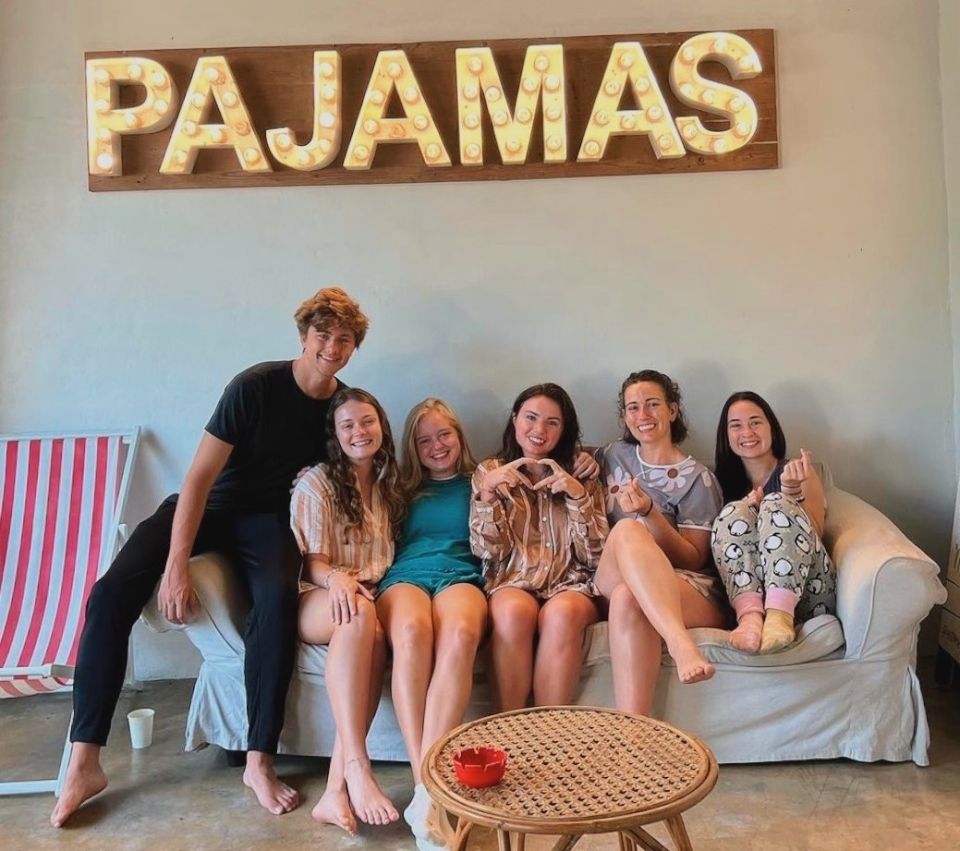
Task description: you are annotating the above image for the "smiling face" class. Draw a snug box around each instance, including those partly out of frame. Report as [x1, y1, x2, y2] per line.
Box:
[300, 322, 357, 384]
[726, 400, 775, 462]
[512, 395, 563, 461]
[333, 400, 382, 465]
[622, 381, 677, 447]
[415, 410, 462, 480]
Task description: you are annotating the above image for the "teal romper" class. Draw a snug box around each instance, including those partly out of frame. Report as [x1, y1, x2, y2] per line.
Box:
[377, 475, 484, 597]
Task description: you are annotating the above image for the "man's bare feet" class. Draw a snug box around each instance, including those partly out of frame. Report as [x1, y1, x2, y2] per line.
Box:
[311, 786, 358, 834]
[50, 746, 108, 828]
[344, 757, 398, 825]
[242, 752, 299, 815]
[669, 638, 716, 685]
[728, 611, 763, 653]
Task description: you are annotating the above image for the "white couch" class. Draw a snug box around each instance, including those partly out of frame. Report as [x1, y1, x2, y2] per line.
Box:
[143, 482, 947, 766]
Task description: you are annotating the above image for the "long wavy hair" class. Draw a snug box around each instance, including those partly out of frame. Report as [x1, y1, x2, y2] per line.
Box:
[399, 398, 477, 499]
[618, 369, 689, 444]
[713, 391, 787, 501]
[324, 388, 405, 542]
[498, 383, 581, 473]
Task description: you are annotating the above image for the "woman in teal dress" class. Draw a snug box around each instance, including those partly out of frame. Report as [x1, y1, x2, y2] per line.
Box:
[376, 398, 486, 850]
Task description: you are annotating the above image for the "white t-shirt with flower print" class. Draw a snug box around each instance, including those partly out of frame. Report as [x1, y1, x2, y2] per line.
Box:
[598, 440, 723, 531]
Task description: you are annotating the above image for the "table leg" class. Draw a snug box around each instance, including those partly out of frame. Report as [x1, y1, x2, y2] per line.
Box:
[497, 830, 512, 851]
[622, 827, 671, 851]
[515, 833, 526, 851]
[618, 832, 635, 851]
[665, 816, 694, 851]
[452, 818, 475, 851]
[547, 834, 582, 851]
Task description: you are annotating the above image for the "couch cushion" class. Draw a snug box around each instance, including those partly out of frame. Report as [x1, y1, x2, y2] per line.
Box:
[583, 614, 844, 668]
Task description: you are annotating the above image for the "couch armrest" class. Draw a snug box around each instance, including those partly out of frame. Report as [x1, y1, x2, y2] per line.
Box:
[825, 488, 946, 660]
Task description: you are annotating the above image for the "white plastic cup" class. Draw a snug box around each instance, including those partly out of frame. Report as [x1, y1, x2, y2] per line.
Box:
[127, 708, 155, 749]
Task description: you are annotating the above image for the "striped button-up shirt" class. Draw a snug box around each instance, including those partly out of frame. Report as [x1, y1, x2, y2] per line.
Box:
[290, 464, 394, 585]
[469, 458, 608, 599]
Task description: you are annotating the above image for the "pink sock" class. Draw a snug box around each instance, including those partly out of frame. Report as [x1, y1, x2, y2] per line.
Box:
[733, 592, 763, 620]
[765, 587, 798, 617]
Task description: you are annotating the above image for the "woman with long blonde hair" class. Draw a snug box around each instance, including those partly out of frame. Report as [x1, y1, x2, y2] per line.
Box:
[376, 398, 487, 850]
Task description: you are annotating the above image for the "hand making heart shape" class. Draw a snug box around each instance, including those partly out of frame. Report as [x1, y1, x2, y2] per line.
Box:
[530, 457, 587, 500]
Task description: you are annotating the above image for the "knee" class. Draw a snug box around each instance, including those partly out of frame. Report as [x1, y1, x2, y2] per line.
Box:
[610, 517, 655, 551]
[490, 595, 538, 639]
[608, 584, 649, 630]
[437, 618, 483, 655]
[393, 614, 433, 653]
[340, 595, 379, 634]
[85, 573, 125, 619]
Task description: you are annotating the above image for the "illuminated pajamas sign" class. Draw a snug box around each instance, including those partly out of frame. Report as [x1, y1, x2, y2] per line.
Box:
[85, 30, 777, 191]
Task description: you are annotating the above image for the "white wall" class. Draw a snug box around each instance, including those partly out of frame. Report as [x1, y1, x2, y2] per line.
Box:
[944, 0, 960, 456]
[2, 1, 956, 677]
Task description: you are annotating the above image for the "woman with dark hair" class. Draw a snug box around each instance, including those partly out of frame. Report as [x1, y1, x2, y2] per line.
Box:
[291, 388, 405, 834]
[595, 370, 727, 716]
[470, 383, 608, 711]
[711, 391, 835, 654]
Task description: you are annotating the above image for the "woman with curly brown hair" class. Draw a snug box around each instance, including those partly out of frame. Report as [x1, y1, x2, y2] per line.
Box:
[291, 387, 405, 835]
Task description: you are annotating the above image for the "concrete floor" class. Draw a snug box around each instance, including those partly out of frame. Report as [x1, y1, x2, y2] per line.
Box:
[1, 667, 958, 851]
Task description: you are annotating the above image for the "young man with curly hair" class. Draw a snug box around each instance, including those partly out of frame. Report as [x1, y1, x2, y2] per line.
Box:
[52, 287, 368, 827]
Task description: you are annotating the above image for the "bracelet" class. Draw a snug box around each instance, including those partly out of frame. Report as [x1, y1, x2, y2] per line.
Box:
[320, 567, 345, 590]
[638, 498, 654, 518]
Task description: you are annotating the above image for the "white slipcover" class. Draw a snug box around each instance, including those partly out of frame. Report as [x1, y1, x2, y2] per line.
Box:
[143, 485, 946, 766]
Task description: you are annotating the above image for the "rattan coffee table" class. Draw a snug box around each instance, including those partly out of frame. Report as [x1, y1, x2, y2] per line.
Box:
[422, 706, 717, 851]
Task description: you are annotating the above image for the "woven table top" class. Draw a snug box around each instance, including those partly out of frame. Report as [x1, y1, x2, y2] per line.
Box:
[423, 706, 715, 832]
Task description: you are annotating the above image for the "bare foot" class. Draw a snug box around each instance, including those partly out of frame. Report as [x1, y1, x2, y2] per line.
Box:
[669, 638, 715, 685]
[242, 757, 299, 815]
[728, 612, 763, 653]
[50, 759, 107, 827]
[311, 786, 358, 835]
[344, 758, 398, 826]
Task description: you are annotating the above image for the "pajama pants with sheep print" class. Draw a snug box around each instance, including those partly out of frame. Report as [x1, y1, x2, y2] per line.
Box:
[711, 493, 837, 622]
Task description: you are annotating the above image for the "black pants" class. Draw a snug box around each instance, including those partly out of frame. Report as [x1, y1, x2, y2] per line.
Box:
[70, 496, 301, 753]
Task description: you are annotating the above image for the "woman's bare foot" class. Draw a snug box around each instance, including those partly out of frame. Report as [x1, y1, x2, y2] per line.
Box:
[50, 746, 107, 828]
[311, 786, 358, 835]
[728, 611, 763, 653]
[344, 757, 398, 825]
[242, 752, 299, 815]
[668, 638, 715, 685]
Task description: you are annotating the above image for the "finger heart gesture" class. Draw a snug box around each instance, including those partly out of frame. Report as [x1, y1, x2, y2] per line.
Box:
[616, 478, 651, 516]
[781, 448, 814, 491]
[532, 458, 585, 499]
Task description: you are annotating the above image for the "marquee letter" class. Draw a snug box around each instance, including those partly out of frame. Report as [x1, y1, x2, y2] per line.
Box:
[86, 58, 178, 176]
[344, 50, 450, 170]
[160, 56, 270, 174]
[577, 42, 684, 162]
[266, 51, 341, 171]
[455, 45, 567, 165]
[670, 32, 761, 155]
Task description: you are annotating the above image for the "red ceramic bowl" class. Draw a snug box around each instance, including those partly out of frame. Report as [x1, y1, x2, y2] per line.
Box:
[453, 746, 507, 788]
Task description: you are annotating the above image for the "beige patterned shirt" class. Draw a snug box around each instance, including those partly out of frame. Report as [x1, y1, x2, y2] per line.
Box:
[469, 458, 608, 599]
[290, 464, 394, 586]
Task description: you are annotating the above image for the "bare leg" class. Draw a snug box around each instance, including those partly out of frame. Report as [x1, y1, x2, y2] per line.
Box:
[533, 592, 598, 706]
[50, 742, 107, 827]
[487, 588, 540, 712]
[377, 584, 435, 785]
[300, 587, 397, 827]
[312, 628, 386, 834]
[420, 584, 487, 757]
[596, 520, 724, 685]
[607, 585, 662, 715]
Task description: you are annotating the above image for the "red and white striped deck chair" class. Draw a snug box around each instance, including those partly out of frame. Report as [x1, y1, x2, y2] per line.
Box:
[0, 428, 140, 795]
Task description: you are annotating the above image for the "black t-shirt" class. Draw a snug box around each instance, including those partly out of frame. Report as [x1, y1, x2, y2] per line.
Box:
[204, 361, 341, 514]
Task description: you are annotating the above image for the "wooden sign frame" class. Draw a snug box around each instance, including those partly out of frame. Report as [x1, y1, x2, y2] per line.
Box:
[85, 30, 778, 192]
